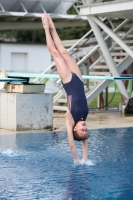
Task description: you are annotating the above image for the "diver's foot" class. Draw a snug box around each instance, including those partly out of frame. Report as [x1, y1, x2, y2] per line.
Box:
[41, 13, 49, 30]
[48, 14, 55, 31]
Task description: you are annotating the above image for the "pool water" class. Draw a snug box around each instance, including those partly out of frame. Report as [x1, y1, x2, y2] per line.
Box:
[0, 127, 133, 200]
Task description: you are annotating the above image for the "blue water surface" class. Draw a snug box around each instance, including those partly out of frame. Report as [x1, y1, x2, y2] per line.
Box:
[0, 127, 133, 200]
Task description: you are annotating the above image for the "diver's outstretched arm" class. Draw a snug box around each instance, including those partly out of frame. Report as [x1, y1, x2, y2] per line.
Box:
[65, 109, 80, 163]
[82, 139, 88, 164]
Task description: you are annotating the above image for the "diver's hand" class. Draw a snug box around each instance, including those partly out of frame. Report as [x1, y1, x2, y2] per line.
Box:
[74, 159, 86, 165]
[80, 159, 86, 165]
[74, 159, 81, 165]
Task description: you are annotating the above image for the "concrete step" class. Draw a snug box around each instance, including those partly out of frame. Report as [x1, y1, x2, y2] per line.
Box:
[89, 79, 101, 83]
[58, 99, 67, 103]
[127, 34, 133, 39]
[114, 46, 133, 50]
[94, 65, 108, 69]
[62, 38, 97, 48]
[100, 58, 123, 63]
[123, 40, 133, 44]
[113, 58, 124, 62]
[88, 85, 96, 90]
[89, 72, 109, 75]
[53, 105, 67, 111]
[113, 40, 133, 45]
[110, 52, 127, 56]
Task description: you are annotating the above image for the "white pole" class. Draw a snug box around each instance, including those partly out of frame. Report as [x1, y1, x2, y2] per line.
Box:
[87, 16, 129, 101]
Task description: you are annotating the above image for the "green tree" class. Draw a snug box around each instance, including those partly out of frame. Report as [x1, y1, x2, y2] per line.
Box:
[57, 23, 90, 40]
[14, 30, 46, 43]
[13, 4, 90, 43]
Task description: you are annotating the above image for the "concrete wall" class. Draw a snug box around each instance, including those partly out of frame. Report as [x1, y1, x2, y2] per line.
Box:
[0, 93, 53, 131]
[0, 43, 51, 73]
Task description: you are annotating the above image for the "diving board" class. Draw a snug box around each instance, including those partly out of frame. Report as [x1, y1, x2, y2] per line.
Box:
[0, 77, 28, 90]
[0, 78, 28, 82]
[6, 72, 133, 80]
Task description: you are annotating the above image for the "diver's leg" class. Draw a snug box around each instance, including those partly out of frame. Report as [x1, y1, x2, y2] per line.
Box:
[48, 14, 82, 80]
[42, 13, 71, 83]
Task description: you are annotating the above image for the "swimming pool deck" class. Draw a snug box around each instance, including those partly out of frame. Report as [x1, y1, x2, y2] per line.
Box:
[0, 111, 132, 134]
[53, 111, 133, 130]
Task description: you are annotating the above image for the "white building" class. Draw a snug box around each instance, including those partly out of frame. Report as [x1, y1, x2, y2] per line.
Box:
[0, 42, 51, 72]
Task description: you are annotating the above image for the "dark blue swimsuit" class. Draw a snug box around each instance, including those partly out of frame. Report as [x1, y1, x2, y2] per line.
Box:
[62, 73, 89, 124]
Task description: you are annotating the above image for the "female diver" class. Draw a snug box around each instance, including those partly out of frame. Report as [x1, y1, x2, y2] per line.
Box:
[42, 14, 89, 164]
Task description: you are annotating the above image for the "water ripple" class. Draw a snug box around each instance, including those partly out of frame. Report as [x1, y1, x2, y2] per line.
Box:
[0, 128, 133, 199]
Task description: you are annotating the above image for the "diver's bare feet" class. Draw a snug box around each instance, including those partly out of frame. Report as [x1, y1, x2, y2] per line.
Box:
[41, 13, 49, 30]
[47, 15, 55, 31]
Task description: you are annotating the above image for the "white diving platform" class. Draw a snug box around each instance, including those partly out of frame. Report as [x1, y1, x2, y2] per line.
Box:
[6, 72, 133, 81]
[80, 0, 133, 19]
[0, 78, 27, 82]
[0, 0, 88, 30]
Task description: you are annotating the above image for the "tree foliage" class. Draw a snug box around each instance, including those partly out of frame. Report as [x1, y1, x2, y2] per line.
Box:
[14, 30, 46, 43]
[57, 23, 90, 41]
[12, 5, 90, 43]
